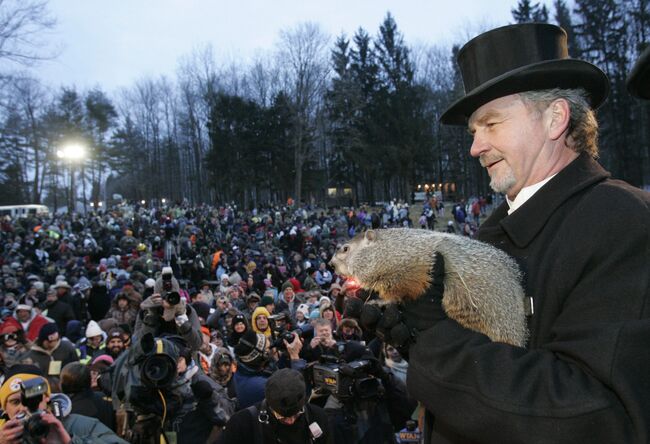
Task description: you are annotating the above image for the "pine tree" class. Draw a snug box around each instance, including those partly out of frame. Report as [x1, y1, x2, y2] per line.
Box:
[553, 0, 578, 56]
[512, 0, 548, 23]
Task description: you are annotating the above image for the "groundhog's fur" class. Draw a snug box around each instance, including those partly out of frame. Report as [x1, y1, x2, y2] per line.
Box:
[330, 228, 528, 347]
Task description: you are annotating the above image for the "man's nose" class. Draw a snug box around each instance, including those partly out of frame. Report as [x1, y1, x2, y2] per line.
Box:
[469, 131, 488, 158]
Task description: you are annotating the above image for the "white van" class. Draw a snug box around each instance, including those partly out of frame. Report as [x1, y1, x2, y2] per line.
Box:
[0, 204, 50, 219]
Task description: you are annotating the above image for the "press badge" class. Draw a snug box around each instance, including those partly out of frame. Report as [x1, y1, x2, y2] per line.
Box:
[48, 360, 62, 375]
[309, 422, 323, 439]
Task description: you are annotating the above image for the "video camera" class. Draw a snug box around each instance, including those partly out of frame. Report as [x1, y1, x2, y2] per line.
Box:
[111, 333, 189, 418]
[16, 377, 71, 444]
[311, 354, 384, 401]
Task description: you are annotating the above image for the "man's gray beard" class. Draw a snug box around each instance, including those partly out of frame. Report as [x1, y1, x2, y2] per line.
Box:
[490, 169, 517, 195]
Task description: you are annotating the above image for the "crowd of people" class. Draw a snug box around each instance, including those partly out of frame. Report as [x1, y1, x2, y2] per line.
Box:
[0, 201, 422, 443]
[1, 21, 649, 444]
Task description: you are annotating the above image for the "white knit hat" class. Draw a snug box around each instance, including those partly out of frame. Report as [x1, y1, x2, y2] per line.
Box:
[296, 304, 310, 318]
[85, 320, 104, 338]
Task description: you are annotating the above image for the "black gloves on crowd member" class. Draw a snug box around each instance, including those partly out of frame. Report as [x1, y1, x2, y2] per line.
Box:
[360, 253, 446, 355]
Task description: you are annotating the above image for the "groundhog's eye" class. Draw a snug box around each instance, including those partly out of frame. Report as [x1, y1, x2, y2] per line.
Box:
[342, 245, 349, 253]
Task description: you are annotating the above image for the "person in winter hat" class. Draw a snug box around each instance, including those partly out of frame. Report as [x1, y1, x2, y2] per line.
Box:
[227, 313, 249, 348]
[22, 322, 78, 376]
[134, 267, 202, 352]
[1, 300, 49, 342]
[0, 323, 31, 368]
[76, 320, 106, 365]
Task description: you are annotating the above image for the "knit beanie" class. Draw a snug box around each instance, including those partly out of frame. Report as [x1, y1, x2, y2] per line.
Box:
[260, 295, 275, 307]
[265, 368, 307, 417]
[191, 301, 211, 321]
[234, 331, 267, 364]
[0, 373, 50, 410]
[85, 320, 104, 338]
[38, 322, 58, 343]
[296, 304, 310, 318]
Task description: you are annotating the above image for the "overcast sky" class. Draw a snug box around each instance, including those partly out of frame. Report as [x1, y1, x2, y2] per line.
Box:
[36, 0, 521, 93]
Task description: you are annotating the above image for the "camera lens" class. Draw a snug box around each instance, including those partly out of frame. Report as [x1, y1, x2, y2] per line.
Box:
[164, 291, 180, 305]
[142, 354, 176, 388]
[26, 413, 50, 439]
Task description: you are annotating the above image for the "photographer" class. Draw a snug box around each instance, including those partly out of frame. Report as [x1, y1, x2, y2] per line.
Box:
[313, 341, 415, 444]
[218, 368, 333, 444]
[301, 318, 337, 363]
[133, 267, 202, 352]
[0, 367, 127, 444]
[233, 329, 306, 409]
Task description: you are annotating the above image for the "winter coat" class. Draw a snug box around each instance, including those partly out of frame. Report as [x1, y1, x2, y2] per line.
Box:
[2, 310, 49, 342]
[219, 401, 334, 444]
[23, 338, 79, 375]
[62, 413, 128, 443]
[43, 299, 75, 333]
[232, 362, 271, 410]
[406, 154, 650, 443]
[133, 295, 202, 352]
[105, 294, 139, 328]
[69, 388, 116, 431]
[173, 369, 236, 444]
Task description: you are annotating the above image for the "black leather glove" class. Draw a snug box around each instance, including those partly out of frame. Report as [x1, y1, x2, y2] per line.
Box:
[360, 253, 446, 356]
[401, 252, 447, 333]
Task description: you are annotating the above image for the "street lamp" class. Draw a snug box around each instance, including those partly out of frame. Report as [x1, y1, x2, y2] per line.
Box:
[57, 143, 86, 214]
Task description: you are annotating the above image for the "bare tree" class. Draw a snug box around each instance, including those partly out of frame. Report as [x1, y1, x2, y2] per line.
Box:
[0, 0, 57, 67]
[245, 52, 281, 107]
[277, 22, 330, 204]
[9, 75, 48, 202]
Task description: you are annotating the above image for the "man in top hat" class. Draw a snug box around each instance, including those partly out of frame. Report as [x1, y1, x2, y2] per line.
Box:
[394, 23, 649, 443]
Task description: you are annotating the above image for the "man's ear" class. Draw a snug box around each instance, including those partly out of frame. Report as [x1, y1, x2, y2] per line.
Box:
[547, 98, 571, 140]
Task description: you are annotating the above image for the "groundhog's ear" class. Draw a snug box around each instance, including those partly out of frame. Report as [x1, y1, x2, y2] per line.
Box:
[364, 230, 376, 242]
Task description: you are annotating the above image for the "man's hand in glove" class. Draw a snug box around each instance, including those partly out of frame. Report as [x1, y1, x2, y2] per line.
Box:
[360, 253, 447, 354]
[400, 252, 447, 333]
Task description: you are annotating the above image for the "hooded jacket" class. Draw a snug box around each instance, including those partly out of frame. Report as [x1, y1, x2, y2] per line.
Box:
[251, 306, 272, 338]
[133, 294, 202, 352]
[2, 309, 49, 342]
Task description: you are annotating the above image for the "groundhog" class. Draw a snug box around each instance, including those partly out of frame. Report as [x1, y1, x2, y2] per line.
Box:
[330, 228, 528, 347]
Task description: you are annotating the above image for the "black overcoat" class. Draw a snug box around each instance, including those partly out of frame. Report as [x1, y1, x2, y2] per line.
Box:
[407, 154, 650, 443]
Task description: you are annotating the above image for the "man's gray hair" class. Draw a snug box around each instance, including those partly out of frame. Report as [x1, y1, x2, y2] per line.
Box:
[311, 318, 331, 329]
[518, 88, 599, 158]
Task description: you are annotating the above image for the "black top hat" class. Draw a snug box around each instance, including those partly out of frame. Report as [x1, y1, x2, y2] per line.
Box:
[441, 23, 610, 125]
[627, 45, 650, 99]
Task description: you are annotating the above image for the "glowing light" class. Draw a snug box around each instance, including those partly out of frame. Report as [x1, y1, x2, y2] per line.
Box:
[57, 144, 86, 160]
[141, 200, 146, 205]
